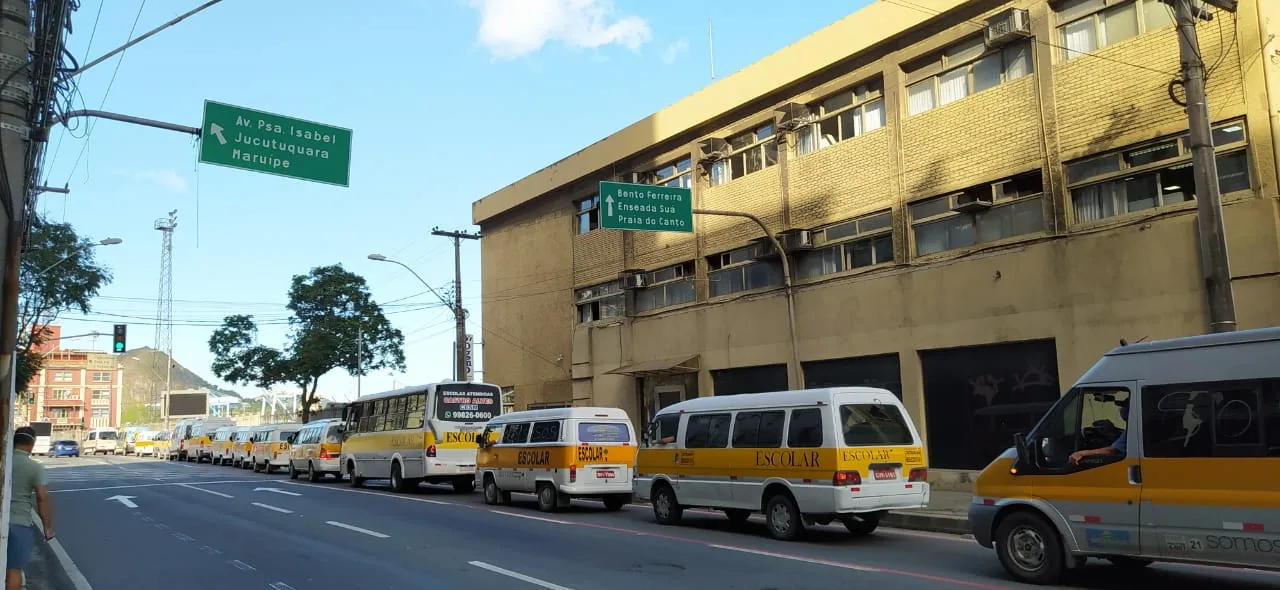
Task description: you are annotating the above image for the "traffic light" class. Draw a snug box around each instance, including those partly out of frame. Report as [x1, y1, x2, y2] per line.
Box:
[112, 324, 126, 353]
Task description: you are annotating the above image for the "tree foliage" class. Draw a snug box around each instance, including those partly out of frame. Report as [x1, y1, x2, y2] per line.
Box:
[16, 216, 113, 395]
[208, 264, 405, 422]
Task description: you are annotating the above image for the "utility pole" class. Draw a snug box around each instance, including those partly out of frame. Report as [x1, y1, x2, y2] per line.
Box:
[155, 211, 177, 426]
[356, 324, 362, 398]
[1173, 0, 1238, 333]
[431, 227, 481, 381]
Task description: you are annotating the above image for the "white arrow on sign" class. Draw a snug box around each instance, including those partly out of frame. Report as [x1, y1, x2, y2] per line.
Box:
[254, 487, 301, 497]
[209, 123, 227, 145]
[106, 495, 138, 508]
[605, 194, 614, 217]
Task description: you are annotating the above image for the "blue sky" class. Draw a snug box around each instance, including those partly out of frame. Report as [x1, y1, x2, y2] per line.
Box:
[44, 0, 870, 402]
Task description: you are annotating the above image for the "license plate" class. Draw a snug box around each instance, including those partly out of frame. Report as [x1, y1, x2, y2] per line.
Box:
[873, 468, 897, 481]
[595, 469, 616, 479]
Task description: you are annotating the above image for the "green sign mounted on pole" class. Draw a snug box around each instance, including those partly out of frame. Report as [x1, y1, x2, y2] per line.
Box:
[199, 100, 353, 187]
[597, 181, 693, 233]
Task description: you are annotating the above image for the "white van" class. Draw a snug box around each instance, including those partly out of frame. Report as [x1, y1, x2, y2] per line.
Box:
[634, 387, 929, 540]
[477, 407, 636, 512]
[85, 428, 121, 455]
[246, 423, 303, 473]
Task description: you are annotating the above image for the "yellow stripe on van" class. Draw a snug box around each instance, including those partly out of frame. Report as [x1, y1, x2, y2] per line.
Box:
[342, 431, 483, 452]
[636, 445, 924, 479]
[480, 445, 638, 470]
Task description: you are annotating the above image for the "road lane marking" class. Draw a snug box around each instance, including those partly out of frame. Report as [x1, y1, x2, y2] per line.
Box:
[51, 480, 259, 493]
[251, 502, 294, 514]
[172, 533, 195, 542]
[255, 487, 302, 496]
[490, 510, 569, 525]
[468, 561, 574, 590]
[325, 521, 390, 538]
[178, 483, 235, 498]
[268, 583, 297, 590]
[708, 544, 876, 571]
[280, 481, 453, 504]
[154, 523, 169, 530]
[229, 560, 256, 571]
[105, 495, 138, 508]
[200, 545, 221, 555]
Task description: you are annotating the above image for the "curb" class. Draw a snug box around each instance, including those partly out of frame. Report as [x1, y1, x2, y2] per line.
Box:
[880, 511, 971, 536]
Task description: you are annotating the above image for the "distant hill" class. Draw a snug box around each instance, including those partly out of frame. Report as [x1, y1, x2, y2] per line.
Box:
[120, 347, 244, 409]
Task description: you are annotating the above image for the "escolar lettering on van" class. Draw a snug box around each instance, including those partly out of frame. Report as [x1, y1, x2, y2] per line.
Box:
[842, 449, 893, 462]
[517, 450, 551, 466]
[445, 432, 478, 444]
[756, 450, 822, 468]
[577, 446, 609, 462]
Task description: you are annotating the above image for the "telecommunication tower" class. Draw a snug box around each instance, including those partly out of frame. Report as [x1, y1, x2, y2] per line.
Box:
[154, 210, 177, 425]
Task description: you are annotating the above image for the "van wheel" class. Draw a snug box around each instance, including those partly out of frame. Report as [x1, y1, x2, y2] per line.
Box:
[536, 483, 561, 513]
[651, 484, 682, 525]
[724, 509, 751, 524]
[602, 494, 629, 511]
[483, 475, 501, 505]
[307, 462, 321, 483]
[995, 511, 1066, 585]
[252, 459, 261, 473]
[452, 476, 475, 493]
[288, 462, 299, 480]
[1106, 557, 1153, 569]
[347, 461, 364, 488]
[842, 515, 879, 536]
[390, 462, 409, 493]
[764, 492, 805, 541]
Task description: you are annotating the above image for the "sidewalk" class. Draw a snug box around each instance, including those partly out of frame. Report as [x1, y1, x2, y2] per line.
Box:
[881, 488, 971, 536]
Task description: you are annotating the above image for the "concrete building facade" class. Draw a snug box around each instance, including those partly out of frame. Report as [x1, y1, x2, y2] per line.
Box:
[19, 326, 125, 440]
[473, 0, 1280, 479]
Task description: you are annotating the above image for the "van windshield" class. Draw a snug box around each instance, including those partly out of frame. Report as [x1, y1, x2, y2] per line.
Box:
[99, 431, 118, 440]
[840, 404, 913, 446]
[577, 422, 630, 443]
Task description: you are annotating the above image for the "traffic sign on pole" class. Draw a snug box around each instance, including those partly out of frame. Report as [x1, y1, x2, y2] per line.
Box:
[598, 181, 693, 233]
[199, 100, 353, 187]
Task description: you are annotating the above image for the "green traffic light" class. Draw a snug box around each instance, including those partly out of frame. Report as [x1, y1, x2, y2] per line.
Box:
[113, 342, 124, 353]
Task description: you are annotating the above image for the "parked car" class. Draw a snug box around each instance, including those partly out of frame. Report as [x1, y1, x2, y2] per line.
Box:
[50, 440, 80, 458]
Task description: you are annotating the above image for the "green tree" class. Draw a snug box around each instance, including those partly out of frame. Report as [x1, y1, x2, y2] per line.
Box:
[17, 216, 113, 395]
[208, 264, 405, 422]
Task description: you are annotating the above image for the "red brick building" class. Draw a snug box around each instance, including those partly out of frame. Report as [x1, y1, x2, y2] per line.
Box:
[18, 325, 123, 440]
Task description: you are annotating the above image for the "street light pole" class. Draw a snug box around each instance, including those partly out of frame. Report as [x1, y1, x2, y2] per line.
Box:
[430, 228, 482, 382]
[366, 253, 460, 375]
[32, 237, 123, 277]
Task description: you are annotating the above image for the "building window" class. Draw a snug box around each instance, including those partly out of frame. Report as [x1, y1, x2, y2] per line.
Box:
[634, 262, 696, 312]
[911, 171, 1045, 255]
[50, 408, 72, 419]
[575, 194, 600, 234]
[796, 211, 894, 279]
[51, 389, 78, 401]
[796, 81, 885, 155]
[52, 371, 71, 382]
[575, 280, 625, 323]
[1056, 0, 1190, 60]
[905, 36, 1032, 116]
[92, 390, 111, 405]
[1067, 120, 1250, 223]
[91, 371, 112, 383]
[707, 244, 782, 297]
[637, 157, 693, 190]
[92, 408, 109, 418]
[711, 364, 789, 396]
[710, 123, 778, 186]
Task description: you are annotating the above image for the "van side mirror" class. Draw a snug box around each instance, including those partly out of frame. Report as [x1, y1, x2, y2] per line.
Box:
[1012, 432, 1031, 468]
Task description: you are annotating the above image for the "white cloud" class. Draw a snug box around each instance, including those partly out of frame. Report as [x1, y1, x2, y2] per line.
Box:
[469, 0, 652, 60]
[660, 38, 688, 64]
[135, 169, 187, 192]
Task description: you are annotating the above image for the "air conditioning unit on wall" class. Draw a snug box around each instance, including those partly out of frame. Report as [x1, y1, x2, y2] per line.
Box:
[984, 8, 1032, 48]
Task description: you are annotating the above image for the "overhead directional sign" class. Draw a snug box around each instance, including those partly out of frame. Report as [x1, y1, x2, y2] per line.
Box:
[199, 100, 353, 187]
[598, 181, 693, 233]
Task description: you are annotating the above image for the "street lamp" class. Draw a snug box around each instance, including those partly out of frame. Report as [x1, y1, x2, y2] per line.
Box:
[35, 237, 123, 277]
[367, 253, 469, 381]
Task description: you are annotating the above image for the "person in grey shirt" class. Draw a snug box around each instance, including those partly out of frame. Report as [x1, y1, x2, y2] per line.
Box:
[7, 427, 53, 590]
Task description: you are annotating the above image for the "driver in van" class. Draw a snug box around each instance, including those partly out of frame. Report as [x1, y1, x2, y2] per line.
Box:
[1068, 399, 1129, 465]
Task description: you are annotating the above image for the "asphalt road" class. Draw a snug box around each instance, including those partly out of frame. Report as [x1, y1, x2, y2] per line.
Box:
[41, 455, 1280, 590]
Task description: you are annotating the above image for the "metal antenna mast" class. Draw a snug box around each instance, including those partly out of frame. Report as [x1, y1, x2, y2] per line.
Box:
[154, 210, 177, 426]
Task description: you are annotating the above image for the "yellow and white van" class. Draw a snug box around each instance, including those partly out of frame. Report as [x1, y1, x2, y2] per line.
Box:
[247, 423, 303, 473]
[209, 426, 236, 465]
[342, 381, 501, 493]
[133, 431, 158, 457]
[228, 426, 253, 467]
[186, 417, 236, 463]
[287, 418, 346, 482]
[635, 387, 929, 541]
[970, 327, 1280, 585]
[169, 419, 198, 461]
[152, 431, 171, 460]
[477, 407, 636, 512]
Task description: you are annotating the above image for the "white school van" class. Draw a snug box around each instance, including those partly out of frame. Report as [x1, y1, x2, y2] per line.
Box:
[477, 407, 637, 512]
[634, 387, 929, 540]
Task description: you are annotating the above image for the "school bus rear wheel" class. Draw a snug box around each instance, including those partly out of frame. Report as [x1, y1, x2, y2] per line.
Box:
[994, 510, 1065, 585]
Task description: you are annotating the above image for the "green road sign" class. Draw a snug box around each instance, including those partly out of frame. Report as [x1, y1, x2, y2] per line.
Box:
[199, 100, 353, 187]
[598, 181, 693, 233]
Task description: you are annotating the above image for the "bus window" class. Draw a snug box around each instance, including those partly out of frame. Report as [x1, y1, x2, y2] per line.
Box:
[578, 422, 629, 443]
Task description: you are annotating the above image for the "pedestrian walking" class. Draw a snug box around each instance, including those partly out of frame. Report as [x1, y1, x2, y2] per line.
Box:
[6, 426, 53, 590]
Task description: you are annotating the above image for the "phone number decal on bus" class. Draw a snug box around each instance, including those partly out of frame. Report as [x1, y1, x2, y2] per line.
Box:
[443, 410, 493, 420]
